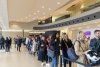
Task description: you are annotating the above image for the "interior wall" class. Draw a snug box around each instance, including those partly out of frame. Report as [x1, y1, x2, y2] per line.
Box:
[10, 21, 38, 30]
[0, 0, 9, 29]
[71, 28, 100, 40]
[0, 26, 2, 35]
[2, 31, 29, 38]
[60, 28, 73, 40]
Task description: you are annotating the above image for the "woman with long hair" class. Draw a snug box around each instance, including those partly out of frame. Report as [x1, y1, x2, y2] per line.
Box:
[51, 33, 60, 67]
[61, 33, 73, 67]
[38, 35, 48, 66]
[74, 31, 89, 67]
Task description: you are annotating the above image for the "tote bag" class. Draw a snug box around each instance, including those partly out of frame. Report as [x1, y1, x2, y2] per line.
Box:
[64, 40, 79, 61]
[65, 40, 86, 61]
[47, 48, 54, 58]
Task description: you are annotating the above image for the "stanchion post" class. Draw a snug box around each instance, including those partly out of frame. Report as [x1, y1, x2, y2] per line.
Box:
[60, 55, 62, 67]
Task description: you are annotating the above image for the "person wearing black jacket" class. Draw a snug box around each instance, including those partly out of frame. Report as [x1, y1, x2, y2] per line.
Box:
[16, 36, 22, 52]
[0, 36, 5, 49]
[89, 30, 100, 65]
[61, 33, 73, 67]
[38, 35, 48, 66]
[51, 33, 60, 67]
[90, 30, 100, 56]
[9, 37, 12, 49]
[5, 37, 11, 52]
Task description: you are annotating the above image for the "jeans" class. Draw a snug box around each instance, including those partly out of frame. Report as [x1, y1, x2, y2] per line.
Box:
[17, 46, 21, 52]
[0, 44, 5, 49]
[6, 45, 10, 52]
[51, 56, 59, 67]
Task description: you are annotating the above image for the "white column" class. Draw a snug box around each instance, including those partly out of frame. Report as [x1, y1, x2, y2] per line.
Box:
[0, 0, 9, 29]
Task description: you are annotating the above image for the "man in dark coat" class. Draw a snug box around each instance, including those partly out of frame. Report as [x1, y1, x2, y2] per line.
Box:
[16, 36, 22, 52]
[0, 36, 5, 49]
[90, 30, 100, 65]
[5, 37, 11, 52]
[90, 30, 100, 56]
[8, 37, 12, 48]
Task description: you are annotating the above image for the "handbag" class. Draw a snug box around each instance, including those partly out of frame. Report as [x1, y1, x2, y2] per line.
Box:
[64, 40, 79, 61]
[47, 46, 54, 58]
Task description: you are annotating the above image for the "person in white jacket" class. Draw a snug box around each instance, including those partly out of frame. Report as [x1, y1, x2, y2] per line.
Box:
[32, 37, 37, 56]
[25, 37, 29, 48]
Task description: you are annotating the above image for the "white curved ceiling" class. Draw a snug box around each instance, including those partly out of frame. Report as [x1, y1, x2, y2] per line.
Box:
[8, 0, 72, 22]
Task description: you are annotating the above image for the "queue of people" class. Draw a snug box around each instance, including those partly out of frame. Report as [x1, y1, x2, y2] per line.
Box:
[12, 30, 100, 67]
[0, 30, 99, 67]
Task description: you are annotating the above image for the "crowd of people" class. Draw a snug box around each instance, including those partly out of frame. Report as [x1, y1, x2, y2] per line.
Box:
[0, 35, 12, 52]
[0, 30, 100, 67]
[20, 29, 100, 67]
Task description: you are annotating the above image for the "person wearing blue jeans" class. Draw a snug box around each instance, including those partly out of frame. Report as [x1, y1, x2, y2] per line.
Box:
[52, 56, 59, 67]
[50, 33, 60, 67]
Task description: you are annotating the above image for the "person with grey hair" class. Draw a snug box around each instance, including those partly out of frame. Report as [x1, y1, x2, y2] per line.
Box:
[74, 31, 89, 67]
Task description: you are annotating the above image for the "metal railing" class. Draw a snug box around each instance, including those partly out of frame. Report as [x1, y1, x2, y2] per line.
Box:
[60, 55, 92, 67]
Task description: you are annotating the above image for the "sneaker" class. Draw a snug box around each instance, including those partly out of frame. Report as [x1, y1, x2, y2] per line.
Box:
[41, 63, 44, 66]
[46, 63, 50, 66]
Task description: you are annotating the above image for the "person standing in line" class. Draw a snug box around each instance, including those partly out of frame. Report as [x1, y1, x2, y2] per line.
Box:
[32, 36, 37, 56]
[37, 34, 43, 55]
[0, 36, 5, 49]
[61, 33, 73, 67]
[0, 35, 2, 50]
[14, 37, 17, 48]
[5, 37, 11, 52]
[74, 31, 89, 67]
[27, 36, 33, 54]
[51, 33, 60, 67]
[35, 36, 38, 55]
[89, 30, 100, 66]
[25, 36, 29, 48]
[38, 35, 48, 66]
[46, 35, 52, 64]
[16, 36, 22, 52]
[9, 37, 12, 49]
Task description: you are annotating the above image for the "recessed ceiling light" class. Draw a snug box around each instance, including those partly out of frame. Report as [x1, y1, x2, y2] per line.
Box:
[57, 2, 61, 5]
[81, 5, 84, 9]
[33, 13, 36, 15]
[49, 8, 51, 10]
[25, 17, 28, 19]
[37, 10, 40, 13]
[66, 11, 69, 13]
[42, 6, 45, 8]
[43, 16, 46, 18]
[38, 21, 41, 22]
